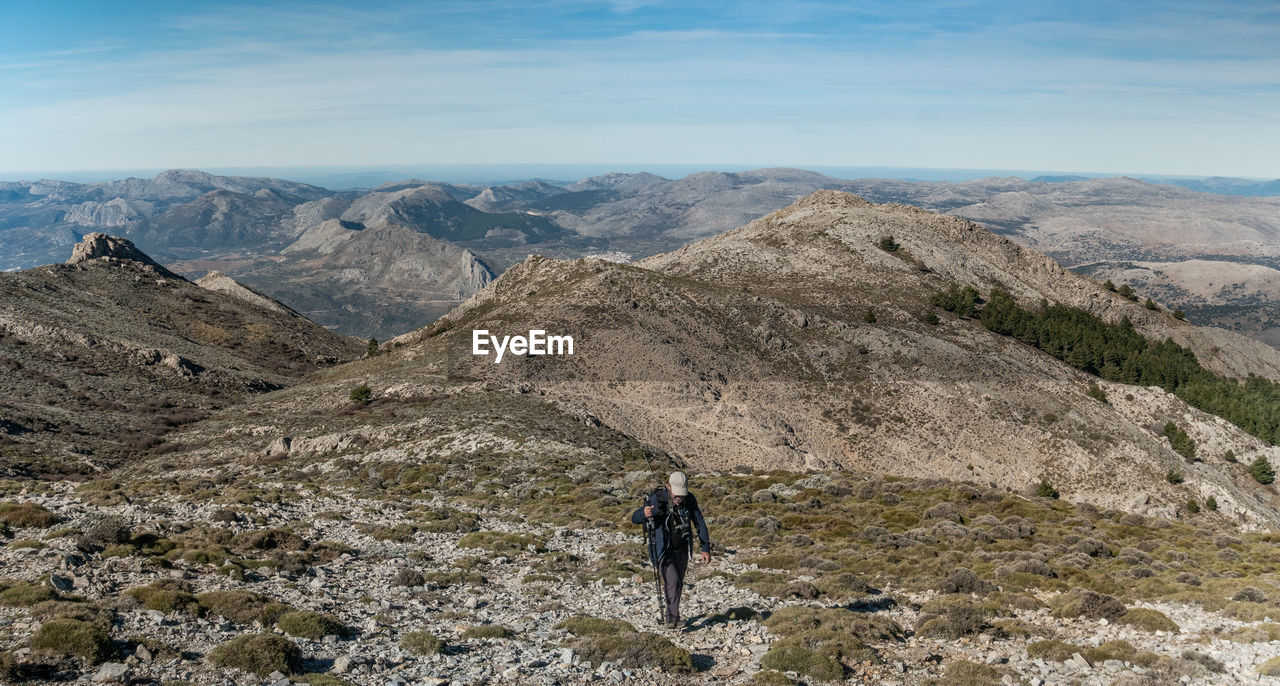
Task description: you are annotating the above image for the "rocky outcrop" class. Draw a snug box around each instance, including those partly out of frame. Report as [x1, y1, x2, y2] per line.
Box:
[195, 270, 295, 316]
[65, 233, 177, 277]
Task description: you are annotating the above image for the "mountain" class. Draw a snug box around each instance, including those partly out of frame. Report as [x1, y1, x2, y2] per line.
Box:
[0, 234, 361, 471]
[229, 222, 494, 338]
[394, 191, 1280, 527]
[2, 198, 1279, 685]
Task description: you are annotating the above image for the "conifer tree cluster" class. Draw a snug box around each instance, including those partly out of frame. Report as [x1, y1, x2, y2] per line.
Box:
[934, 286, 1280, 446]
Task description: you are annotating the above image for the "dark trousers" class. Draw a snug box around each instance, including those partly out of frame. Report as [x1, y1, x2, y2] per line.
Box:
[659, 546, 689, 623]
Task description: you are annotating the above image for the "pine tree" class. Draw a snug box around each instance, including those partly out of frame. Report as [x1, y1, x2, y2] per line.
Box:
[1248, 456, 1275, 485]
[366, 337, 380, 357]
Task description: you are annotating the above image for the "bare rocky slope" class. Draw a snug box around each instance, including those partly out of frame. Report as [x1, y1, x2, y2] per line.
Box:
[395, 191, 1280, 528]
[0, 235, 362, 471]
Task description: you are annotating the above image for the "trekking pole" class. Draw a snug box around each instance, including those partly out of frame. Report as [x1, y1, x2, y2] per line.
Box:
[643, 511, 665, 626]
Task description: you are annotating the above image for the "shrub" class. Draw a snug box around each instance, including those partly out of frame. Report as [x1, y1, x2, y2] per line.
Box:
[764, 606, 903, 643]
[1144, 298, 1158, 311]
[75, 516, 131, 552]
[915, 597, 995, 639]
[1035, 481, 1059, 499]
[127, 582, 200, 615]
[863, 309, 877, 324]
[30, 618, 113, 663]
[1249, 457, 1275, 484]
[462, 625, 511, 639]
[1086, 384, 1107, 403]
[392, 568, 425, 587]
[231, 528, 305, 552]
[1224, 450, 1237, 463]
[0, 502, 57, 528]
[938, 568, 994, 595]
[571, 631, 694, 673]
[557, 616, 633, 636]
[878, 236, 900, 252]
[1206, 495, 1218, 511]
[366, 337, 379, 357]
[1166, 470, 1184, 485]
[1162, 422, 1196, 460]
[1027, 640, 1077, 661]
[749, 671, 795, 686]
[1103, 280, 1116, 291]
[924, 312, 940, 325]
[457, 531, 543, 553]
[197, 590, 291, 625]
[943, 659, 1003, 685]
[1186, 499, 1200, 514]
[277, 610, 347, 639]
[1117, 284, 1136, 300]
[1232, 587, 1267, 603]
[1173, 309, 1186, 320]
[349, 384, 372, 405]
[1260, 656, 1280, 677]
[209, 633, 301, 676]
[1048, 589, 1126, 620]
[0, 580, 56, 607]
[1119, 608, 1179, 633]
[401, 630, 443, 655]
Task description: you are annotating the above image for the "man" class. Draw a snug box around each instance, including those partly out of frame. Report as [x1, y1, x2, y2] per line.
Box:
[631, 471, 711, 628]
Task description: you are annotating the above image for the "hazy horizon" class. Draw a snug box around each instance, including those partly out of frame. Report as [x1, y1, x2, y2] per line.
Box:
[2, 163, 1273, 191]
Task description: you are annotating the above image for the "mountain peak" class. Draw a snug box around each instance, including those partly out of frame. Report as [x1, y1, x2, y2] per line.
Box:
[66, 233, 177, 277]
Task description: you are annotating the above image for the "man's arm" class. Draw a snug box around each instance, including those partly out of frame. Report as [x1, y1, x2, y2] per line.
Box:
[688, 494, 711, 553]
[631, 493, 654, 525]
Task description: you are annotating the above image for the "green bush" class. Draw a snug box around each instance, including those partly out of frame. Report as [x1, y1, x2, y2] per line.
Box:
[457, 531, 544, 553]
[1162, 422, 1196, 460]
[942, 659, 1004, 685]
[1166, 470, 1184, 485]
[197, 590, 291, 625]
[0, 502, 57, 528]
[1144, 298, 1158, 311]
[569, 632, 693, 673]
[1249, 457, 1275, 485]
[1119, 608, 1179, 633]
[30, 618, 113, 663]
[1035, 481, 1059, 499]
[462, 625, 512, 639]
[1086, 384, 1107, 403]
[0, 580, 57, 607]
[209, 633, 301, 676]
[1186, 499, 1200, 514]
[1206, 495, 1218, 511]
[878, 236, 900, 252]
[128, 582, 200, 615]
[401, 630, 443, 655]
[349, 384, 372, 405]
[277, 610, 347, 639]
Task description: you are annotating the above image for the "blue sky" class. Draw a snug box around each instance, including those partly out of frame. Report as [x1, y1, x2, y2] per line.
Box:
[1, 1, 1278, 177]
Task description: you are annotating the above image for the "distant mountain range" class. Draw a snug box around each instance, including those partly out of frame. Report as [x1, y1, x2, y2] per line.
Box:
[4, 168, 1280, 344]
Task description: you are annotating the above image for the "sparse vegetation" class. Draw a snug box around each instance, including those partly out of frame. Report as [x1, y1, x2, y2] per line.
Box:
[1086, 383, 1107, 403]
[401, 630, 443, 655]
[1248, 456, 1274, 484]
[0, 501, 57, 528]
[349, 384, 372, 405]
[30, 618, 113, 663]
[1166, 470, 1184, 485]
[1163, 421, 1196, 460]
[277, 610, 347, 639]
[209, 633, 301, 676]
[878, 236, 900, 252]
[1034, 480, 1059, 499]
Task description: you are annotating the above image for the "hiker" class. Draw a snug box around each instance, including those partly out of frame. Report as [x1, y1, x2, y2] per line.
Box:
[631, 471, 711, 628]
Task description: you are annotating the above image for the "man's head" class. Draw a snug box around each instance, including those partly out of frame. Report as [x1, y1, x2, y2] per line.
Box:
[669, 471, 688, 504]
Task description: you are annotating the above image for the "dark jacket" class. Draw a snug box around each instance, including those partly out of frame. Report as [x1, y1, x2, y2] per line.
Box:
[631, 488, 710, 566]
